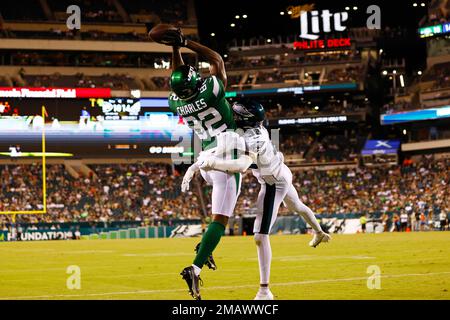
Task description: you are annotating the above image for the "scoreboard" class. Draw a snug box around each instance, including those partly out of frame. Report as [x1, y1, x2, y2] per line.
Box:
[0, 98, 192, 158]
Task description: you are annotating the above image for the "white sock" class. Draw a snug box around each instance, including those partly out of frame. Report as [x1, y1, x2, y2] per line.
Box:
[295, 201, 323, 233]
[254, 233, 271, 285]
[284, 187, 323, 233]
[259, 286, 270, 294]
[192, 264, 201, 276]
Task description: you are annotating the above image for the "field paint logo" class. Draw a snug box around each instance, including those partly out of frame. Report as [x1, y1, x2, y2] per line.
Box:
[367, 265, 381, 289]
[66, 265, 81, 290]
[299, 5, 381, 39]
[66, 5, 81, 30]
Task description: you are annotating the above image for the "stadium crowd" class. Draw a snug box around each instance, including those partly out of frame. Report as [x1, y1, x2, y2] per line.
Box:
[0, 163, 202, 226]
[225, 51, 361, 70]
[19, 71, 139, 90]
[234, 155, 449, 228]
[227, 65, 363, 88]
[0, 0, 189, 25]
[264, 100, 366, 118]
[1, 154, 448, 231]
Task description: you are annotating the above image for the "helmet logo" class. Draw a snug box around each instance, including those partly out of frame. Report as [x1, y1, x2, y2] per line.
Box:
[233, 103, 254, 118]
[187, 66, 195, 81]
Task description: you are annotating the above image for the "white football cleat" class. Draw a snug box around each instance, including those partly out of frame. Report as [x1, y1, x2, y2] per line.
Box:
[309, 231, 331, 248]
[254, 290, 274, 300]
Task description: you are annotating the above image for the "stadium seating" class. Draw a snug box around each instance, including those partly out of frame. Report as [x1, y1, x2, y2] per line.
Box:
[1, 154, 448, 227]
[0, 0, 190, 25]
[235, 156, 449, 218]
[20, 72, 140, 90]
[0, 0, 46, 21]
[0, 163, 203, 225]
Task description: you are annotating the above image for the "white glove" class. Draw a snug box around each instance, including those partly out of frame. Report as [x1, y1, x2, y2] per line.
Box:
[181, 163, 199, 192]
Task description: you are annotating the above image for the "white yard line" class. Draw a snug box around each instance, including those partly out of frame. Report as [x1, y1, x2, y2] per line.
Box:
[122, 253, 193, 257]
[1, 271, 449, 300]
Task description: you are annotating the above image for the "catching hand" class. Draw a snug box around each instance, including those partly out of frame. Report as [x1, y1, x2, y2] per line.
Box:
[160, 28, 187, 47]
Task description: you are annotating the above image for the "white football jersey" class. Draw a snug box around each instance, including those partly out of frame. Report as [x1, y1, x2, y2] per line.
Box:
[243, 127, 284, 185]
[210, 128, 286, 185]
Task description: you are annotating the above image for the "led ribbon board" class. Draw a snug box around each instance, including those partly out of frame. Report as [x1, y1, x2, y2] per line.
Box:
[419, 22, 450, 38]
[380, 105, 450, 125]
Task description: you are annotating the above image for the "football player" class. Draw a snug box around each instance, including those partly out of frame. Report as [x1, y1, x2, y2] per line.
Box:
[159, 27, 241, 300]
[182, 100, 331, 300]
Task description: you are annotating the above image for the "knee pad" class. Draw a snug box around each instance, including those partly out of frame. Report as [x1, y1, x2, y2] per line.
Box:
[254, 233, 269, 246]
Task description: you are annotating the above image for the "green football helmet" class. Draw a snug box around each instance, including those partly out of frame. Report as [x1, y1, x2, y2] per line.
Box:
[170, 65, 202, 100]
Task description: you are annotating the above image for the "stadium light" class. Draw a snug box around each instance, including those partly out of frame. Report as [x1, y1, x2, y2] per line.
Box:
[403, 129, 407, 135]
[288, 10, 293, 14]
[382, 70, 388, 75]
[131, 90, 141, 98]
[243, 14, 248, 18]
[353, 6, 358, 10]
[280, 11, 285, 15]
[210, 33, 215, 37]
[235, 15, 240, 19]
[400, 74, 405, 87]
[230, 23, 236, 27]
[314, 106, 319, 110]
[417, 70, 422, 75]
[345, 7, 350, 10]
[392, 70, 397, 74]
[413, 3, 418, 7]
[421, 3, 425, 7]
[224, 54, 228, 58]
[267, 39, 272, 43]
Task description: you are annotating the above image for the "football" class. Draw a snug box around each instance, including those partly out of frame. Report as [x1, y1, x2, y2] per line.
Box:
[148, 23, 178, 43]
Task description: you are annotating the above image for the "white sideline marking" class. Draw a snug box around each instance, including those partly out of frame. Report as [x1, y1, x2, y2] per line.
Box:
[66, 250, 116, 254]
[245, 255, 375, 262]
[122, 253, 193, 257]
[1, 271, 450, 300]
[276, 255, 376, 262]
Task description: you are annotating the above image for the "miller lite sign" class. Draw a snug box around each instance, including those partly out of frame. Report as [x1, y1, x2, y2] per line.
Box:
[299, 9, 348, 40]
[297, 5, 381, 40]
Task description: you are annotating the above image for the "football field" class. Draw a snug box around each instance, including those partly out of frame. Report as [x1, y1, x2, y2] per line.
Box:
[0, 232, 449, 300]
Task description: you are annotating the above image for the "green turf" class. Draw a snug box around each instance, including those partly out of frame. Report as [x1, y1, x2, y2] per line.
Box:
[0, 232, 449, 300]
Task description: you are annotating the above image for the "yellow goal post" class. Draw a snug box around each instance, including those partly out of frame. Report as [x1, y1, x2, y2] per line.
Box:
[0, 106, 47, 223]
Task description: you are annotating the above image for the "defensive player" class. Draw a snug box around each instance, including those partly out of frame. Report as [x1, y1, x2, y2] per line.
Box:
[157, 27, 241, 300]
[182, 100, 331, 300]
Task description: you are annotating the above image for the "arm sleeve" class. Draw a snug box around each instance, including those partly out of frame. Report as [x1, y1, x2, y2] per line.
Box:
[209, 154, 253, 173]
[210, 76, 225, 100]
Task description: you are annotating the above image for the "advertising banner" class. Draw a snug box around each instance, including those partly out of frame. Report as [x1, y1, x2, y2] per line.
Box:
[0, 87, 111, 99]
[0, 230, 75, 241]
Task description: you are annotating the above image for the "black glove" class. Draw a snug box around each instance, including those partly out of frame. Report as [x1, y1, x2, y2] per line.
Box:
[160, 28, 187, 47]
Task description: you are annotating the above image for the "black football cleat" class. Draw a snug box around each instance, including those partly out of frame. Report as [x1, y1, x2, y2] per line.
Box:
[180, 266, 202, 300]
[195, 243, 217, 270]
